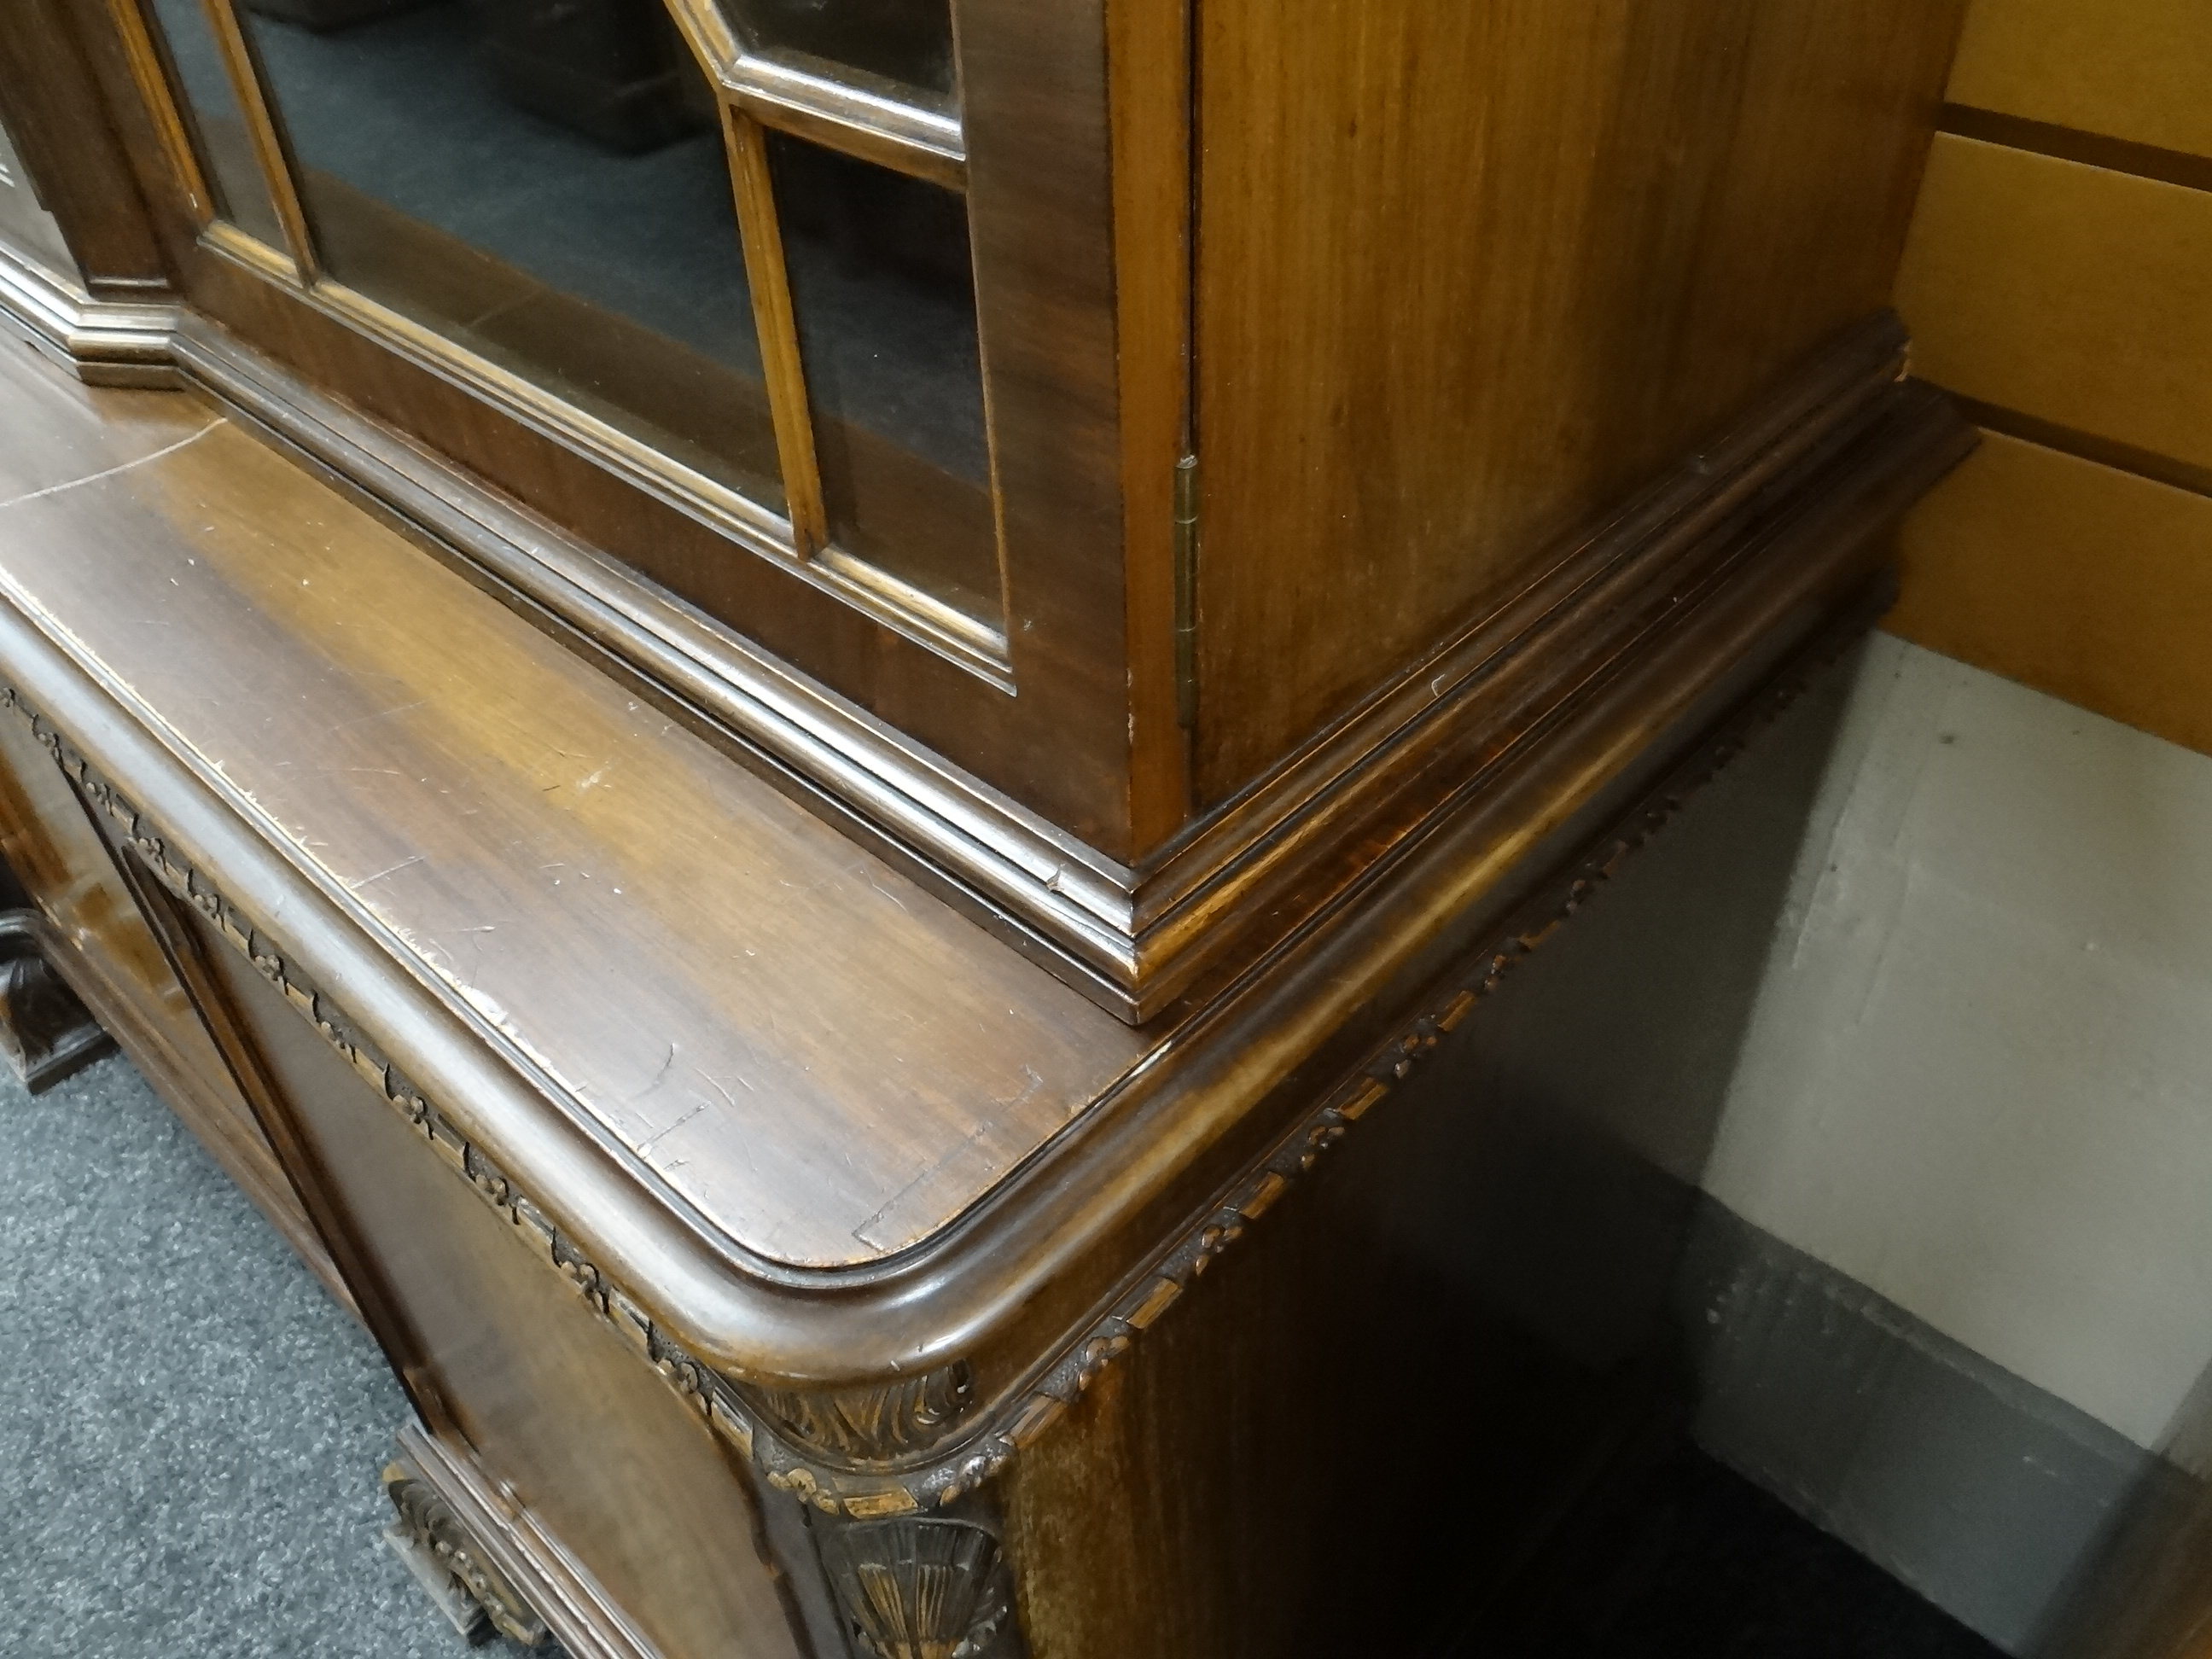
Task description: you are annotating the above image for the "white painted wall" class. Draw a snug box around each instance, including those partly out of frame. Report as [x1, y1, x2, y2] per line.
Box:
[1702, 633, 2212, 1452]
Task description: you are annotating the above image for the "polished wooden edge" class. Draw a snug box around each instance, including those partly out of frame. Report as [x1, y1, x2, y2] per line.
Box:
[723, 103, 830, 562]
[727, 55, 966, 191]
[0, 236, 179, 388]
[196, 0, 321, 280]
[101, 0, 213, 227]
[659, 0, 966, 189]
[198, 220, 295, 286]
[0, 365, 1965, 1518]
[392, 1419, 666, 1659]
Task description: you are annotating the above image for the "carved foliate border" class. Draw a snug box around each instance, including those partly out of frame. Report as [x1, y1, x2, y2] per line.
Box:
[0, 606, 1860, 1516]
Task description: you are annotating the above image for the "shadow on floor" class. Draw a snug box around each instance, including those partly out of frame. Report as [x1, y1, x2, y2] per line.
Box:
[1446, 1446, 2006, 1659]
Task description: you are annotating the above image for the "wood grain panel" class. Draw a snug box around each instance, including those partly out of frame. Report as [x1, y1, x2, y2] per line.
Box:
[1948, 0, 2212, 161]
[177, 901, 813, 1659]
[1190, 0, 1963, 804]
[1890, 429, 2212, 760]
[0, 703, 345, 1303]
[1896, 136, 2212, 476]
[0, 0, 170, 292]
[0, 343, 1148, 1272]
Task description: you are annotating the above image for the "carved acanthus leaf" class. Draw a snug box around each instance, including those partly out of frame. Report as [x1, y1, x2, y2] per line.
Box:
[752, 1364, 976, 1463]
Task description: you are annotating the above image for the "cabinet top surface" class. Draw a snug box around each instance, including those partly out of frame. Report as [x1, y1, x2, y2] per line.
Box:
[0, 344, 1150, 1269]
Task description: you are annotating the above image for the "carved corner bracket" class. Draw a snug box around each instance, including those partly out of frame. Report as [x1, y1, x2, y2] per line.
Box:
[0, 911, 114, 1091]
[817, 1513, 1019, 1659]
[383, 1459, 553, 1648]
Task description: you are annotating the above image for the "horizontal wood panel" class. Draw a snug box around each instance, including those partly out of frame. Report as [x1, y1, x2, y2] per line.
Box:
[1896, 136, 2212, 477]
[1890, 429, 2212, 758]
[1948, 0, 2212, 161]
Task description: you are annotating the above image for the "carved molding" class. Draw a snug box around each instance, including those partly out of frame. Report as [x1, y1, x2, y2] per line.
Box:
[0, 685, 1001, 1518]
[755, 1364, 977, 1463]
[818, 1516, 1016, 1659]
[0, 596, 1867, 1523]
[0, 240, 178, 390]
[383, 1461, 553, 1649]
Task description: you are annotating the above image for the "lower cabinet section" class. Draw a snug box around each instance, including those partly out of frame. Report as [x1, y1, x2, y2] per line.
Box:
[0, 605, 1883, 1659]
[160, 888, 833, 1659]
[0, 705, 344, 1300]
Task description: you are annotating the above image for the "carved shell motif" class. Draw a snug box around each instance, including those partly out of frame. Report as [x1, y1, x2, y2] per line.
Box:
[821, 1517, 1011, 1659]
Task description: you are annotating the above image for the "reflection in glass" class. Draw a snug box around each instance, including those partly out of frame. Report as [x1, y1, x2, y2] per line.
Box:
[234, 0, 783, 511]
[770, 131, 998, 631]
[730, 0, 956, 102]
[147, 0, 290, 249]
[0, 118, 78, 275]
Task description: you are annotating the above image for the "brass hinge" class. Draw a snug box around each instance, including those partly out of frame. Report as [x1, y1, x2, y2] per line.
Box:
[1173, 453, 1200, 730]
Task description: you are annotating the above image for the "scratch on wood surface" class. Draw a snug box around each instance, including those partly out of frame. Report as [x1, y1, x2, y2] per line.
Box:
[328, 700, 427, 732]
[637, 1100, 709, 1154]
[853, 1117, 1002, 1247]
[0, 419, 221, 510]
[346, 853, 425, 890]
[694, 1067, 754, 1106]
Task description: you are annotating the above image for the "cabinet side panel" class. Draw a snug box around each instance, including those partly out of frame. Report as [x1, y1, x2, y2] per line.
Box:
[0, 711, 339, 1295]
[0, 0, 169, 290]
[172, 900, 815, 1659]
[1191, 0, 1963, 803]
[1000, 1020, 1697, 1659]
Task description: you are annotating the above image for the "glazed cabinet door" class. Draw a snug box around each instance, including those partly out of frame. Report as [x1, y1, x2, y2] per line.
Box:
[86, 0, 1191, 853]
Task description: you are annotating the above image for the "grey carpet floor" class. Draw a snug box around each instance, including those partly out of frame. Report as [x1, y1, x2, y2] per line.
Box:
[0, 1051, 509, 1657]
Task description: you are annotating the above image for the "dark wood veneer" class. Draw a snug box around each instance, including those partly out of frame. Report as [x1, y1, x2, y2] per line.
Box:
[0, 1, 1979, 1648]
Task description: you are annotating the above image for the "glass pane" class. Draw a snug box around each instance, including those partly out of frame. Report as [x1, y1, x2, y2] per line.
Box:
[729, 0, 955, 102]
[236, 0, 783, 513]
[146, 0, 290, 249]
[0, 117, 77, 275]
[769, 131, 998, 631]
